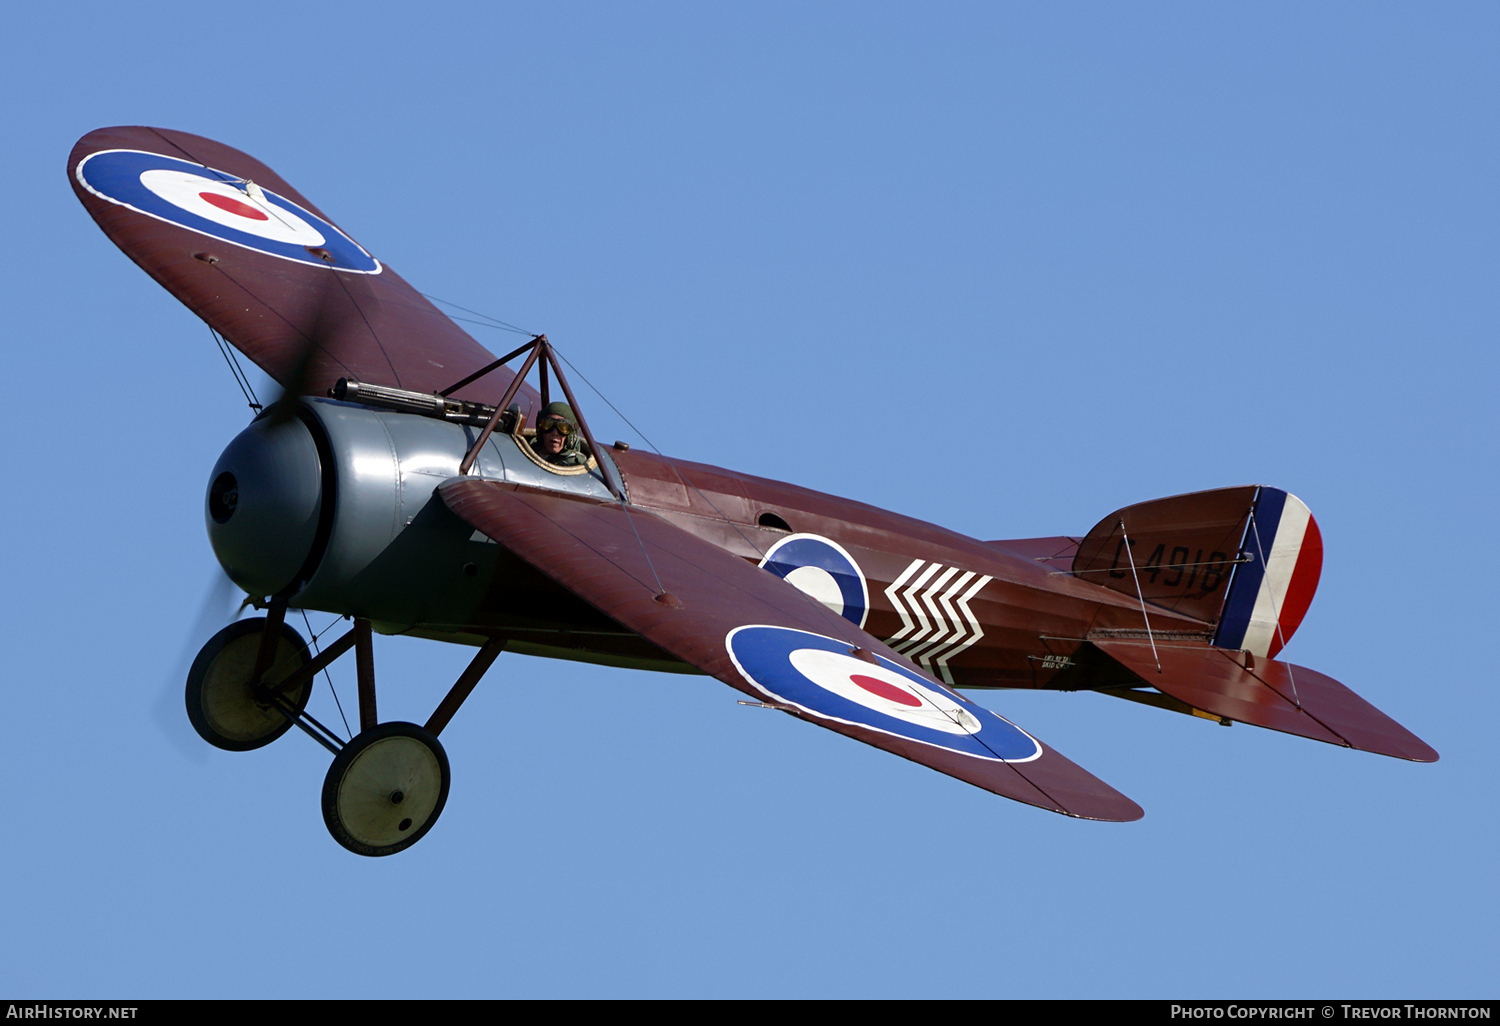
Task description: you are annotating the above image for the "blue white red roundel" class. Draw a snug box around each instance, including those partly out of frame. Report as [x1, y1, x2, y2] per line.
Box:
[759, 534, 869, 628]
[75, 149, 380, 273]
[726, 625, 1040, 762]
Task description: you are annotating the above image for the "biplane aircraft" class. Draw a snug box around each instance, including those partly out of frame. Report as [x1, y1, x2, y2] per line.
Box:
[70, 126, 1437, 856]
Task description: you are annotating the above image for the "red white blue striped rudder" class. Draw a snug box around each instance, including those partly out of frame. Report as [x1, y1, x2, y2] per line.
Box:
[1212, 488, 1323, 659]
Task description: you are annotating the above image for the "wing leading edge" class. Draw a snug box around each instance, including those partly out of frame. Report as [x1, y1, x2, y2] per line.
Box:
[69, 126, 535, 408]
[439, 478, 1143, 822]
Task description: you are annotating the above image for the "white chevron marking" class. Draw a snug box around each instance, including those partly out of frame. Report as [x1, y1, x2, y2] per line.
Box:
[880, 559, 994, 684]
[893, 562, 943, 646]
[883, 559, 926, 642]
[906, 570, 976, 662]
[897, 565, 960, 653]
[930, 570, 979, 657]
[934, 574, 992, 684]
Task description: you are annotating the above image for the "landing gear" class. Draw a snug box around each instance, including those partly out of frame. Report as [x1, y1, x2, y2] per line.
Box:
[185, 617, 312, 751]
[314, 634, 503, 856]
[187, 609, 506, 856]
[321, 722, 451, 857]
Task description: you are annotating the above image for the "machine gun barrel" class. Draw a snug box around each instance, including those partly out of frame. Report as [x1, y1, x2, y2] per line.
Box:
[331, 378, 498, 426]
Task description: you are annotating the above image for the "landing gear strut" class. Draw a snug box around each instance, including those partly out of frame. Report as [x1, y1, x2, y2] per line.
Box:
[184, 610, 505, 857]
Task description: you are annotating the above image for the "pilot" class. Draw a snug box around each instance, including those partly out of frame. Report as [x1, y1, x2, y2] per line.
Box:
[531, 402, 589, 467]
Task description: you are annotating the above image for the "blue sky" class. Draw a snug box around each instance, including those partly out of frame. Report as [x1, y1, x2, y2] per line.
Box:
[2, 2, 1495, 998]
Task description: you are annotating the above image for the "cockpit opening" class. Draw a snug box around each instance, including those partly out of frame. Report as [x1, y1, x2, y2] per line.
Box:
[518, 401, 593, 475]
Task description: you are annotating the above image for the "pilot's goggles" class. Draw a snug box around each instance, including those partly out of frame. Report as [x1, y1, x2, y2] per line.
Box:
[537, 418, 576, 436]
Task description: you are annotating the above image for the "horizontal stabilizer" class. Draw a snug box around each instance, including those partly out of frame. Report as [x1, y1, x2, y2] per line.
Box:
[1091, 641, 1437, 763]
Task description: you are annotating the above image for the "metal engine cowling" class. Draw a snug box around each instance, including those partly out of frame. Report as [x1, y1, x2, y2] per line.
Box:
[204, 396, 618, 632]
[205, 412, 324, 598]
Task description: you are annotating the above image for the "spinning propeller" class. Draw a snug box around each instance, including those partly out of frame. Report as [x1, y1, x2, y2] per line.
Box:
[158, 568, 244, 762]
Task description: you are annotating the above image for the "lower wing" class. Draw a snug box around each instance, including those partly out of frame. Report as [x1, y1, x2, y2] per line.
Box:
[440, 478, 1143, 822]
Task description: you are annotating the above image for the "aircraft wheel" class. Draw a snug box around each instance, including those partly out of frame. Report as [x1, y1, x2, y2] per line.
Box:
[185, 617, 311, 751]
[322, 722, 450, 857]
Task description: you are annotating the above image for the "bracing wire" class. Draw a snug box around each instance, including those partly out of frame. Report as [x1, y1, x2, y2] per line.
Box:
[419, 292, 770, 560]
[445, 313, 542, 334]
[551, 348, 663, 453]
[301, 610, 353, 739]
[551, 346, 770, 560]
[324, 262, 402, 386]
[1119, 522, 1163, 674]
[617, 503, 667, 597]
[383, 296, 1036, 748]
[420, 293, 536, 336]
[208, 326, 261, 410]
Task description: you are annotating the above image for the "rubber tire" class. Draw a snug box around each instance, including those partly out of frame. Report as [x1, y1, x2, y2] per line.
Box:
[185, 617, 312, 752]
[321, 722, 451, 857]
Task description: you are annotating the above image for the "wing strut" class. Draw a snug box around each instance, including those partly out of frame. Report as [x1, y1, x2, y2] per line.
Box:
[455, 335, 627, 502]
[438, 338, 542, 397]
[458, 341, 544, 475]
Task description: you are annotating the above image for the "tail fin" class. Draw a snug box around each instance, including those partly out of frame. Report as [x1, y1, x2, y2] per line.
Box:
[1071, 486, 1322, 658]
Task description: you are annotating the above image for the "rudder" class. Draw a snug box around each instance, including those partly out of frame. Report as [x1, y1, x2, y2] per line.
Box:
[1211, 488, 1323, 659]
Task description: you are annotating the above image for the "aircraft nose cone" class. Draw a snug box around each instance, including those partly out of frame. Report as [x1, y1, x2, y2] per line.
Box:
[206, 413, 324, 598]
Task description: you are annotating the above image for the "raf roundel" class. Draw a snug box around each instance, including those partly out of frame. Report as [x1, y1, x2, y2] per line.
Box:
[758, 533, 869, 628]
[75, 149, 381, 273]
[726, 625, 1041, 762]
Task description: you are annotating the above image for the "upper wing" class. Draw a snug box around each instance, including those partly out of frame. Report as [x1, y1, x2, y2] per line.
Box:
[69, 126, 535, 407]
[440, 478, 1143, 821]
